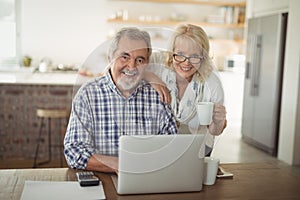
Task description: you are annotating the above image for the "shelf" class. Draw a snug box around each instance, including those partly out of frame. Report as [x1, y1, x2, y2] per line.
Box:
[107, 19, 245, 28]
[118, 0, 246, 7]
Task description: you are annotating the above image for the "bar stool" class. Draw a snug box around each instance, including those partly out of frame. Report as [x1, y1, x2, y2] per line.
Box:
[33, 108, 70, 168]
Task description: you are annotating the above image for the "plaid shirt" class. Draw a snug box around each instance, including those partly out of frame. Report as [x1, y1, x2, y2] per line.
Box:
[64, 73, 177, 169]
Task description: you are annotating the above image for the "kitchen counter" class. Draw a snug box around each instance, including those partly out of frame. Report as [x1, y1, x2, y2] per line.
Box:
[0, 67, 95, 161]
[0, 82, 74, 160]
[0, 67, 87, 92]
[0, 71, 79, 85]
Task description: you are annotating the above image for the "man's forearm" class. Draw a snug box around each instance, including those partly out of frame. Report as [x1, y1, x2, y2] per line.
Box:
[86, 154, 118, 173]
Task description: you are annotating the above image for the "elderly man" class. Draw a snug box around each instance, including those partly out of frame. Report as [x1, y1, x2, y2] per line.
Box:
[64, 27, 177, 173]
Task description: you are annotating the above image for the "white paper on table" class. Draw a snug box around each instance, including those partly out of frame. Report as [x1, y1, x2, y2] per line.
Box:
[20, 180, 106, 200]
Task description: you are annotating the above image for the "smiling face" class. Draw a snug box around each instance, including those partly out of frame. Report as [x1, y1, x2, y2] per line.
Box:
[173, 36, 203, 82]
[110, 36, 149, 96]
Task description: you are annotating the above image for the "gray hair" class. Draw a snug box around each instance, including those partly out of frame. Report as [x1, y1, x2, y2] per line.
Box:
[108, 27, 152, 61]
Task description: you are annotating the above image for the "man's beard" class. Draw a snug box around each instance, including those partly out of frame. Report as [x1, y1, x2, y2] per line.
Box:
[117, 69, 140, 91]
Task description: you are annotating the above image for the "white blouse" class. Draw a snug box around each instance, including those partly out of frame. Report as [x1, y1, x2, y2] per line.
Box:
[149, 65, 225, 148]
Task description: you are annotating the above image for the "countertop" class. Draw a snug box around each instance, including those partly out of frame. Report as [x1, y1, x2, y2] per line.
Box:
[0, 66, 244, 86]
[0, 67, 92, 85]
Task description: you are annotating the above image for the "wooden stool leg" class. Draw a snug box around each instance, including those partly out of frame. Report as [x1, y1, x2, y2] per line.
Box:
[34, 118, 52, 167]
[48, 118, 52, 162]
[33, 117, 44, 168]
[58, 118, 63, 167]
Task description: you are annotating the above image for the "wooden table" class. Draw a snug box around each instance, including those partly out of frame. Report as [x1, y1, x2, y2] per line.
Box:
[1, 162, 300, 200]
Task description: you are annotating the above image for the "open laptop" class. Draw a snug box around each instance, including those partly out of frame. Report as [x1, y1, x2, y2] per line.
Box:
[111, 134, 206, 195]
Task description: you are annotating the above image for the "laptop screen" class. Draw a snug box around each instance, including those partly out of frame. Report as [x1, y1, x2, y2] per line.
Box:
[115, 134, 206, 194]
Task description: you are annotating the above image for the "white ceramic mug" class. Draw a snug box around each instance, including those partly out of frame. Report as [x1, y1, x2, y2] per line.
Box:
[203, 157, 220, 185]
[196, 102, 214, 125]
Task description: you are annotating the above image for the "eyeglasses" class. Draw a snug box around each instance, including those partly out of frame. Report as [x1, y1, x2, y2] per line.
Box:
[173, 53, 203, 64]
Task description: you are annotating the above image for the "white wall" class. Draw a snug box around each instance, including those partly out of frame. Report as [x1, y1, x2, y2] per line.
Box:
[20, 0, 111, 66]
[20, 0, 229, 67]
[277, 0, 300, 165]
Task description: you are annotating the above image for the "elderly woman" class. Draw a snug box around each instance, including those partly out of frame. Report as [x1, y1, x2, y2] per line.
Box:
[148, 23, 227, 155]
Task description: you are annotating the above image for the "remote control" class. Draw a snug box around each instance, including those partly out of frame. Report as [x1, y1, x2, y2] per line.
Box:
[76, 171, 100, 187]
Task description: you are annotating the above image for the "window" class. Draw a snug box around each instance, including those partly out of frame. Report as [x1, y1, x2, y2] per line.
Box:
[0, 0, 19, 67]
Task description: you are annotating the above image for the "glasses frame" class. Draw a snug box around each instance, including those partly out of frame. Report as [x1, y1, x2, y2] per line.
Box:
[173, 53, 203, 64]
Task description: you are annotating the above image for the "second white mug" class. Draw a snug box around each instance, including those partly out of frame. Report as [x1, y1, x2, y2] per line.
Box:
[203, 157, 220, 185]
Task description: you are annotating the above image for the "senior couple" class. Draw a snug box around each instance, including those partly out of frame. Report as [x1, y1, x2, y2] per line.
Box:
[64, 24, 227, 173]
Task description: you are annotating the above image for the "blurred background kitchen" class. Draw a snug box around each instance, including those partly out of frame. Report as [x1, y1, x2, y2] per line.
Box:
[0, 0, 299, 169]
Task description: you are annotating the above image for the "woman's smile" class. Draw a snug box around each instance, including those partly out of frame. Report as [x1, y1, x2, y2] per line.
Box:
[178, 64, 194, 72]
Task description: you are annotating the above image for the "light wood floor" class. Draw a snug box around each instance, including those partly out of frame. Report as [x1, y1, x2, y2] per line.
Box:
[211, 124, 278, 163]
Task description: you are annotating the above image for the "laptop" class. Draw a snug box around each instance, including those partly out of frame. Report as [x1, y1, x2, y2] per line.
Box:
[111, 134, 206, 195]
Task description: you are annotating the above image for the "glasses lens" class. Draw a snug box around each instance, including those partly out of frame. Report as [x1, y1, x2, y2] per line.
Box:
[173, 54, 186, 62]
[189, 57, 202, 64]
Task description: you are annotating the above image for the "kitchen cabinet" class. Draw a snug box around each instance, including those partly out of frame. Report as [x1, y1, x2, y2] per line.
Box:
[248, 0, 288, 17]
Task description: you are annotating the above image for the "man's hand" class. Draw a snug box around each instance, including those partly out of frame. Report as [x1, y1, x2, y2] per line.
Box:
[150, 81, 171, 104]
[87, 154, 119, 173]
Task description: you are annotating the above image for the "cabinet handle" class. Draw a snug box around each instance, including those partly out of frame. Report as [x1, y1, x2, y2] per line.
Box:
[250, 35, 262, 96]
[245, 62, 250, 79]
